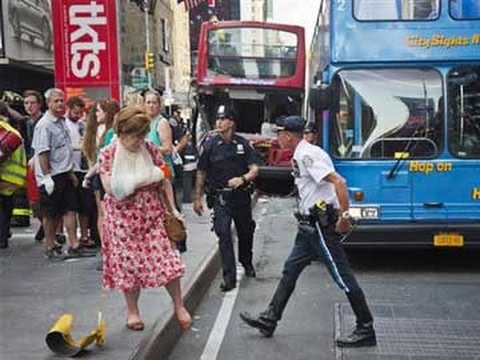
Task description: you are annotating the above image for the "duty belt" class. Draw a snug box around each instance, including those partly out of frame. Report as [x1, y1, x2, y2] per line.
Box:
[294, 212, 315, 226]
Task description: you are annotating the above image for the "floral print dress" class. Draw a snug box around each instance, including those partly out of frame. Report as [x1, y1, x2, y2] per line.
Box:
[99, 141, 185, 291]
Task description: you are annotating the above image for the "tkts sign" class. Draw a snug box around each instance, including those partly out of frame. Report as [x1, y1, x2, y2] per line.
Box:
[52, 0, 120, 101]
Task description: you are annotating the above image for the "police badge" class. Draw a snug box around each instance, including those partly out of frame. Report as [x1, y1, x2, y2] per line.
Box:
[302, 155, 314, 167]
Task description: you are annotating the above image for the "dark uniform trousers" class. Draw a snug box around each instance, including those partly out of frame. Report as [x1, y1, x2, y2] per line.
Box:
[212, 190, 255, 282]
[283, 220, 360, 293]
[268, 207, 373, 327]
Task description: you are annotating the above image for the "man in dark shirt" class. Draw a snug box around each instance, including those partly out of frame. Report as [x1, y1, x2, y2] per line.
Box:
[23, 90, 44, 159]
[193, 105, 260, 292]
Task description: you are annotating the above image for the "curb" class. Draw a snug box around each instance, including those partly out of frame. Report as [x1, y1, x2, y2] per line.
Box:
[129, 246, 221, 360]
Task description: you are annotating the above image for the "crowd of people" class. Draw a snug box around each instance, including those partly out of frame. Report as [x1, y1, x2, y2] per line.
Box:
[0, 88, 194, 330]
[1, 89, 376, 345]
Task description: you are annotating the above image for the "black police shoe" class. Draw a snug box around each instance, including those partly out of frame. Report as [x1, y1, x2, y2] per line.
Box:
[220, 278, 236, 292]
[239, 311, 276, 337]
[244, 265, 256, 278]
[336, 324, 376, 347]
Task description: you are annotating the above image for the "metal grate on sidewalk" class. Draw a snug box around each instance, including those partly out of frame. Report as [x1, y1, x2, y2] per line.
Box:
[334, 303, 480, 360]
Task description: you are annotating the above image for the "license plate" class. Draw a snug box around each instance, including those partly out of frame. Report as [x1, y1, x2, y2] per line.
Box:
[433, 233, 464, 247]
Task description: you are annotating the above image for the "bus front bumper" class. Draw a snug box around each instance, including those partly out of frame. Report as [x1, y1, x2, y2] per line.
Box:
[344, 222, 480, 248]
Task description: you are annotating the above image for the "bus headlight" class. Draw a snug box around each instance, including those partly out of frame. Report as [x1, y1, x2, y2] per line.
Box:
[350, 206, 379, 219]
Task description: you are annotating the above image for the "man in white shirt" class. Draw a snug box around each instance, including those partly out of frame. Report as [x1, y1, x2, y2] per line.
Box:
[32, 89, 81, 260]
[240, 115, 376, 347]
[65, 97, 96, 249]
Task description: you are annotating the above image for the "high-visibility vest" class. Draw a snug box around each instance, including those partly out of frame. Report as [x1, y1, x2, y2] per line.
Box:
[0, 122, 27, 196]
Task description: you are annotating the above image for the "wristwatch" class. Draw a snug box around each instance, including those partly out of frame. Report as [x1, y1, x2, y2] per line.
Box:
[340, 210, 351, 219]
[241, 175, 248, 183]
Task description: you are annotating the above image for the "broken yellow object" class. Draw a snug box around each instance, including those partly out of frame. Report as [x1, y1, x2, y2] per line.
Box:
[46, 313, 106, 357]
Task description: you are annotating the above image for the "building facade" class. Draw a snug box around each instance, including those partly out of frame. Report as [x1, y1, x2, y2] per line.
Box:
[0, 0, 54, 103]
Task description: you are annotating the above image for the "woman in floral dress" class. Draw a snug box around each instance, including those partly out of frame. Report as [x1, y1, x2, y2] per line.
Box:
[99, 106, 191, 331]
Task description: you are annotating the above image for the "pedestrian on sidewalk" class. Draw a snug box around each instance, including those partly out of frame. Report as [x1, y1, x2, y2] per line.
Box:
[22, 90, 44, 159]
[22, 90, 45, 241]
[193, 104, 259, 292]
[144, 90, 188, 252]
[82, 99, 120, 269]
[99, 106, 191, 331]
[65, 96, 96, 248]
[239, 115, 376, 347]
[31, 88, 85, 260]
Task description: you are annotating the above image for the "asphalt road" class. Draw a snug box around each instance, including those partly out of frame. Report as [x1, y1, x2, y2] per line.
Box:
[169, 196, 480, 360]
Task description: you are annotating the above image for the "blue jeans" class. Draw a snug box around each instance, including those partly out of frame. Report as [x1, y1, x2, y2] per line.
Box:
[282, 222, 361, 293]
[213, 191, 255, 281]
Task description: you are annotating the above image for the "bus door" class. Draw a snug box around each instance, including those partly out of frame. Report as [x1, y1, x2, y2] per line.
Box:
[411, 158, 479, 221]
[409, 160, 450, 220]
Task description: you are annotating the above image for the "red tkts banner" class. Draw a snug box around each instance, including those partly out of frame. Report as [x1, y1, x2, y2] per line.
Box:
[52, 0, 120, 102]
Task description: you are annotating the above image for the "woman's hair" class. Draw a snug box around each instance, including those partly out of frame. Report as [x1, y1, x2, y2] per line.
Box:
[114, 106, 151, 138]
[82, 102, 99, 164]
[143, 90, 162, 105]
[81, 99, 120, 164]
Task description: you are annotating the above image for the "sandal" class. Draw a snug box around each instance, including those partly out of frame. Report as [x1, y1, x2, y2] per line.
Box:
[126, 320, 144, 331]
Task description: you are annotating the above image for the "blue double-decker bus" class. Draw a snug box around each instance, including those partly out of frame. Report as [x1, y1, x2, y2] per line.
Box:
[308, 0, 480, 248]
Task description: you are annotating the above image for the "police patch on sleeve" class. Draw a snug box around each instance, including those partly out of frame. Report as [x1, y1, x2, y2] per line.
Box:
[302, 155, 314, 167]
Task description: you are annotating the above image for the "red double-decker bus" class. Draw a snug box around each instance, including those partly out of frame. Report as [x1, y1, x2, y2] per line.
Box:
[193, 20, 306, 193]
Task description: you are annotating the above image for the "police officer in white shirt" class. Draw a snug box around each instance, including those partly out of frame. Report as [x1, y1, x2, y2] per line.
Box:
[240, 115, 376, 347]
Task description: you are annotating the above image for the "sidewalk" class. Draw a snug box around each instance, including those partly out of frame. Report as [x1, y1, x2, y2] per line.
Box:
[0, 204, 220, 359]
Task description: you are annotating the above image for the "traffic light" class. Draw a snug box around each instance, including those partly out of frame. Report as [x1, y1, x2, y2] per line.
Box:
[145, 52, 155, 71]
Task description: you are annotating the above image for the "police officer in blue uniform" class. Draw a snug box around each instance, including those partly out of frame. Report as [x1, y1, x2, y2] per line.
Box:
[239, 115, 376, 347]
[193, 105, 260, 292]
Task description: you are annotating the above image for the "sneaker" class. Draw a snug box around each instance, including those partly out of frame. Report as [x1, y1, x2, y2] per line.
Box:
[65, 246, 96, 258]
[55, 233, 66, 244]
[45, 249, 65, 261]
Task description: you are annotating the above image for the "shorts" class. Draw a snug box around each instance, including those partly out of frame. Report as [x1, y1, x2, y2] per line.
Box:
[39, 172, 79, 217]
[90, 173, 106, 200]
[75, 172, 95, 215]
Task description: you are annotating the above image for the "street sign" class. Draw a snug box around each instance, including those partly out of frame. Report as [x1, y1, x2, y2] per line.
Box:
[132, 76, 149, 89]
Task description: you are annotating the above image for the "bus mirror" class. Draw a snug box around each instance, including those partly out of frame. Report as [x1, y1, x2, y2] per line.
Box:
[309, 85, 334, 111]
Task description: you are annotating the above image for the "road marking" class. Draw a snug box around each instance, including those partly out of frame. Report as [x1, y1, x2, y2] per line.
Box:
[200, 267, 243, 360]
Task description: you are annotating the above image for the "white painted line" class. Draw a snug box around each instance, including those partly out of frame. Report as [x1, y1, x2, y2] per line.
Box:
[200, 267, 244, 360]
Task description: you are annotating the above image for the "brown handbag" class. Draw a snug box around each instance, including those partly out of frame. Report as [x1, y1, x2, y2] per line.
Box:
[161, 191, 186, 243]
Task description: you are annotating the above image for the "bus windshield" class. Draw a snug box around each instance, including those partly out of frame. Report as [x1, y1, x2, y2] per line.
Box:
[207, 27, 298, 79]
[329, 68, 443, 159]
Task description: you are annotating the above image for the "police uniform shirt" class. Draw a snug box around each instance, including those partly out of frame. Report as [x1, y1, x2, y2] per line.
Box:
[197, 134, 257, 190]
[293, 139, 339, 214]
